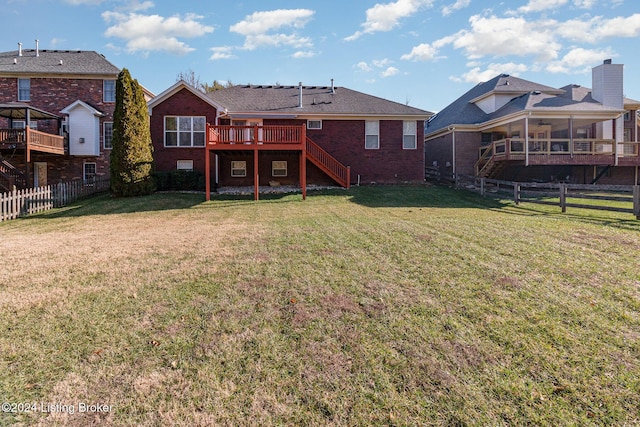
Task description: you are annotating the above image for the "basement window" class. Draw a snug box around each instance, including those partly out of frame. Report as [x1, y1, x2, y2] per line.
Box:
[272, 161, 287, 177]
[176, 160, 194, 171]
[231, 161, 247, 177]
[84, 162, 96, 185]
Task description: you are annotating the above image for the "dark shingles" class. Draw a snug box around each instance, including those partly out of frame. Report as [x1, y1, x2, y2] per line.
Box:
[0, 49, 119, 76]
[208, 85, 432, 116]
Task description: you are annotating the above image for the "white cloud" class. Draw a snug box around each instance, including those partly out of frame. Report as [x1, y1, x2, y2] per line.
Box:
[292, 50, 316, 58]
[401, 42, 439, 61]
[356, 61, 373, 72]
[209, 46, 235, 61]
[519, 0, 569, 13]
[102, 11, 214, 55]
[442, 0, 471, 16]
[345, 0, 434, 41]
[381, 66, 400, 77]
[450, 62, 529, 83]
[573, 0, 596, 8]
[545, 46, 615, 73]
[558, 13, 640, 42]
[452, 15, 561, 61]
[230, 9, 315, 50]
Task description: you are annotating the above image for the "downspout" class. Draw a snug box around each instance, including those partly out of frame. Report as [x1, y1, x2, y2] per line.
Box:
[615, 113, 620, 166]
[450, 127, 456, 177]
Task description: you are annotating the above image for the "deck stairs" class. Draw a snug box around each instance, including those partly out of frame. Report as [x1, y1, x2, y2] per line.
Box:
[0, 155, 27, 192]
[475, 152, 507, 179]
[305, 137, 350, 188]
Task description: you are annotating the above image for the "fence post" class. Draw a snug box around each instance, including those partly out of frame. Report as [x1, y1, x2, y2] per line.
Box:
[514, 183, 520, 205]
[634, 185, 640, 220]
[480, 178, 485, 196]
[559, 184, 567, 213]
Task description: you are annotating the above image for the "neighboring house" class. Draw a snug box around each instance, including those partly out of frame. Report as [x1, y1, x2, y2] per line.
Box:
[148, 81, 433, 199]
[0, 43, 120, 191]
[425, 60, 640, 185]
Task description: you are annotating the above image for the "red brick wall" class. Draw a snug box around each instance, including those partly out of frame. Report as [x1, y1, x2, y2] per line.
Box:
[283, 119, 425, 184]
[150, 88, 217, 174]
[0, 76, 115, 183]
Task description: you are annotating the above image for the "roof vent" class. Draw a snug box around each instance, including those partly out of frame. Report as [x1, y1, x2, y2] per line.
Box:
[604, 59, 612, 64]
[532, 90, 541, 95]
[59, 60, 63, 66]
[298, 82, 303, 108]
[18, 42, 22, 57]
[331, 78, 335, 94]
[35, 39, 39, 57]
[13, 58, 17, 64]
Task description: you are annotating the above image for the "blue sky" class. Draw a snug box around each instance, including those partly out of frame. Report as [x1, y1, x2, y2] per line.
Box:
[3, 0, 640, 111]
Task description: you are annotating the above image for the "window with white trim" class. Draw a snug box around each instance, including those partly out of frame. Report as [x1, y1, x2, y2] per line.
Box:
[177, 160, 194, 171]
[365, 120, 379, 149]
[84, 162, 96, 184]
[164, 116, 206, 147]
[231, 161, 247, 177]
[18, 78, 30, 101]
[103, 80, 116, 103]
[11, 120, 37, 130]
[403, 121, 417, 149]
[103, 122, 113, 149]
[272, 161, 287, 177]
[307, 120, 322, 130]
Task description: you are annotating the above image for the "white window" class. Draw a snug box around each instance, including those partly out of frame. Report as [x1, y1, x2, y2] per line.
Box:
[103, 80, 116, 103]
[307, 120, 322, 130]
[272, 161, 287, 177]
[164, 116, 206, 147]
[11, 120, 37, 130]
[103, 122, 113, 149]
[231, 161, 247, 177]
[177, 160, 194, 171]
[84, 162, 96, 184]
[403, 121, 417, 150]
[365, 120, 379, 149]
[18, 78, 30, 101]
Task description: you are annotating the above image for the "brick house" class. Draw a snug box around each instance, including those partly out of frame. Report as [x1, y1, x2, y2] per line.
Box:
[0, 44, 120, 190]
[148, 80, 433, 198]
[425, 60, 640, 185]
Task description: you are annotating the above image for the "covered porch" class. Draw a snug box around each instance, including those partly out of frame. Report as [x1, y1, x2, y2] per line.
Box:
[476, 113, 640, 179]
[0, 104, 66, 190]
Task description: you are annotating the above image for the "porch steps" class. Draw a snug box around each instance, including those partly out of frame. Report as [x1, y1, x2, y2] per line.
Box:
[0, 155, 27, 192]
[305, 137, 350, 188]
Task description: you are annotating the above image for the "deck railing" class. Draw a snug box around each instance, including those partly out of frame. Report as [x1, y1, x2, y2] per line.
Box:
[0, 128, 65, 154]
[208, 125, 304, 145]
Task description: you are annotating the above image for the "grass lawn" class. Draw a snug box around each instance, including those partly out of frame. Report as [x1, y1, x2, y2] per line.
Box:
[1, 185, 639, 426]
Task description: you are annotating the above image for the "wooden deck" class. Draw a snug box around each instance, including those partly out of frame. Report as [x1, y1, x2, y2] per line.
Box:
[205, 124, 350, 200]
[0, 128, 66, 160]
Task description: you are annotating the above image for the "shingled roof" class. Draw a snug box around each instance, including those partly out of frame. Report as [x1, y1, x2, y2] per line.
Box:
[208, 84, 432, 118]
[426, 74, 627, 136]
[0, 49, 119, 76]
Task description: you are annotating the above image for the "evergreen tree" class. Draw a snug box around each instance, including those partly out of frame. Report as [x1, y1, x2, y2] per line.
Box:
[110, 68, 155, 196]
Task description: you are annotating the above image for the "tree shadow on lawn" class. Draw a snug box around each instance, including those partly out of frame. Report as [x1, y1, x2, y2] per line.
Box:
[24, 190, 308, 219]
[343, 184, 509, 209]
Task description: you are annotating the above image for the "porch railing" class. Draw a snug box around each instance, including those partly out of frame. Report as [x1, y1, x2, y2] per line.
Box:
[207, 125, 304, 145]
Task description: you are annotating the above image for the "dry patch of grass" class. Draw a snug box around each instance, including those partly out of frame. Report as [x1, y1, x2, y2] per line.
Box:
[1, 188, 639, 426]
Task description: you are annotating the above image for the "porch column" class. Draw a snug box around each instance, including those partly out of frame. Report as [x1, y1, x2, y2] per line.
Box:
[569, 117, 574, 157]
[205, 146, 211, 201]
[254, 148, 259, 201]
[524, 117, 529, 167]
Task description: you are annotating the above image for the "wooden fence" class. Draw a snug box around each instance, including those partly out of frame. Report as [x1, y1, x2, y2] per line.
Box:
[0, 176, 110, 222]
[455, 175, 640, 220]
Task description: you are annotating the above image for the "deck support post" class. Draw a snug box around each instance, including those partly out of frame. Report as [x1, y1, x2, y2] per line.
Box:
[633, 185, 640, 220]
[254, 148, 259, 201]
[205, 146, 211, 201]
[480, 177, 485, 196]
[514, 183, 520, 205]
[560, 184, 567, 213]
[300, 149, 307, 200]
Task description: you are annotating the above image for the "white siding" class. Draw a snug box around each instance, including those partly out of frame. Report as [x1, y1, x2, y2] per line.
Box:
[67, 106, 100, 156]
